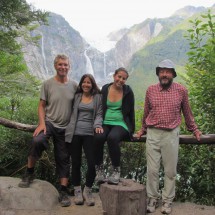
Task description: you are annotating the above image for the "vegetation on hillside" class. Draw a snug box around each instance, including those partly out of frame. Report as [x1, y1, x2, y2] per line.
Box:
[127, 12, 207, 101]
[177, 10, 215, 204]
[0, 0, 48, 102]
[185, 10, 215, 133]
[0, 0, 55, 184]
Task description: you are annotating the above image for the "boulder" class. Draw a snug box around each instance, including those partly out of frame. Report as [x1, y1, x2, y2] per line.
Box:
[0, 177, 59, 211]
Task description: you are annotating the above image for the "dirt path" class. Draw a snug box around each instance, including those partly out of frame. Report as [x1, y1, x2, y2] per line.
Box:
[1, 194, 215, 215]
[148, 202, 215, 215]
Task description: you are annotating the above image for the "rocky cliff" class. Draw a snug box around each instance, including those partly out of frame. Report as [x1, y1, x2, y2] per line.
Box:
[22, 13, 116, 83]
[21, 6, 208, 84]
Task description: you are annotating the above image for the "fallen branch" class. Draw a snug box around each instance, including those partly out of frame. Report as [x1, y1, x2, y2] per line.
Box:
[0, 117, 215, 144]
[0, 117, 37, 132]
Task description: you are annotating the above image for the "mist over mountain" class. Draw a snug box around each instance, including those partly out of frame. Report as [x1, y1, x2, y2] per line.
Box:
[107, 28, 129, 41]
[21, 5, 212, 94]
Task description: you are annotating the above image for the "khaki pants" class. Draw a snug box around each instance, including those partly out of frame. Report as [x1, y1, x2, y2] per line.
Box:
[146, 126, 180, 202]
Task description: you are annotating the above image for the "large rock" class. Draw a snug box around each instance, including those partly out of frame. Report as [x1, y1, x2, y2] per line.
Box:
[0, 177, 59, 211]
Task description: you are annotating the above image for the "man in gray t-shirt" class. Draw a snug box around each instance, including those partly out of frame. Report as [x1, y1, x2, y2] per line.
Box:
[18, 54, 77, 207]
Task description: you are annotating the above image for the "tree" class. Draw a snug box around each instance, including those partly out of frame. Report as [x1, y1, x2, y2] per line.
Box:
[185, 10, 215, 133]
[0, 0, 48, 110]
[178, 10, 215, 205]
[0, 0, 48, 54]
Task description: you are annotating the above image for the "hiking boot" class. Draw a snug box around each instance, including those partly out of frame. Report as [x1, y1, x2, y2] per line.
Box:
[108, 166, 120, 185]
[95, 165, 105, 184]
[18, 171, 34, 188]
[147, 198, 159, 213]
[58, 190, 71, 207]
[161, 201, 172, 214]
[83, 186, 95, 206]
[74, 186, 84, 205]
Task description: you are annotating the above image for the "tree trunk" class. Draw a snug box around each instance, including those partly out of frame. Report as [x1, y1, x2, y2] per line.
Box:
[99, 179, 146, 215]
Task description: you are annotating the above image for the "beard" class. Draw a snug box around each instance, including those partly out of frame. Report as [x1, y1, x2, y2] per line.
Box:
[159, 76, 173, 88]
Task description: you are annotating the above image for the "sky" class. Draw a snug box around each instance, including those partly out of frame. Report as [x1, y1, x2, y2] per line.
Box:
[26, 0, 214, 39]
[26, 0, 214, 51]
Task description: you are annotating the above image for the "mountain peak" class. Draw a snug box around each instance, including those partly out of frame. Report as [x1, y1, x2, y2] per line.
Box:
[172, 5, 206, 19]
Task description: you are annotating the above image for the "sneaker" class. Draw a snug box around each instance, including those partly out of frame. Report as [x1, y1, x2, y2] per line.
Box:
[161, 201, 172, 214]
[58, 190, 71, 207]
[74, 186, 84, 205]
[108, 166, 120, 185]
[147, 198, 159, 213]
[83, 186, 95, 206]
[95, 165, 105, 184]
[18, 171, 34, 188]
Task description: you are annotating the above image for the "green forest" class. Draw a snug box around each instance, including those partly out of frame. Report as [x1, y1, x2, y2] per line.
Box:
[0, 0, 214, 206]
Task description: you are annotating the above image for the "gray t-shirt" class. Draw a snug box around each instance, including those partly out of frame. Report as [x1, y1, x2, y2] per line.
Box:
[74, 101, 94, 136]
[40, 77, 77, 128]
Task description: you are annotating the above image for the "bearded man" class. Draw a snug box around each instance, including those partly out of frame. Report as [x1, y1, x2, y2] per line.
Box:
[136, 59, 201, 214]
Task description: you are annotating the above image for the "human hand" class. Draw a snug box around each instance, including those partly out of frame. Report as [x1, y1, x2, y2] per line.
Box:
[95, 127, 104, 134]
[135, 130, 144, 139]
[194, 129, 202, 141]
[33, 123, 46, 136]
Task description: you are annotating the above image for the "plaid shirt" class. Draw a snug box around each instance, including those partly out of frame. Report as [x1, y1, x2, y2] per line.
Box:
[141, 82, 198, 133]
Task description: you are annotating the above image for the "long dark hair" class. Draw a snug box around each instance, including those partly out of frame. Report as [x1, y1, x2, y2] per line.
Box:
[76, 74, 101, 95]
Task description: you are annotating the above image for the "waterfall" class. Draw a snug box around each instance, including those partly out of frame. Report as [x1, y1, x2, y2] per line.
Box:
[84, 49, 94, 76]
[103, 52, 106, 78]
[40, 32, 49, 75]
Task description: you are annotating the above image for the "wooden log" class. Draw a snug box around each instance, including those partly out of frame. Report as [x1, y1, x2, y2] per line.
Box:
[0, 117, 36, 132]
[132, 134, 215, 145]
[179, 134, 215, 144]
[99, 179, 146, 215]
[0, 116, 215, 145]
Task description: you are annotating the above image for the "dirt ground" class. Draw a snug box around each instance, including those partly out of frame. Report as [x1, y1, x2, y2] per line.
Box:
[147, 201, 215, 215]
[1, 194, 215, 215]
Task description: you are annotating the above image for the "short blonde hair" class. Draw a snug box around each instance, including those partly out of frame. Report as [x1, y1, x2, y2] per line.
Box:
[54, 54, 70, 65]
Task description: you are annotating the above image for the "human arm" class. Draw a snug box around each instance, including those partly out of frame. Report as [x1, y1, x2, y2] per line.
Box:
[94, 94, 104, 134]
[129, 88, 135, 134]
[33, 100, 46, 136]
[181, 89, 202, 141]
[135, 90, 150, 139]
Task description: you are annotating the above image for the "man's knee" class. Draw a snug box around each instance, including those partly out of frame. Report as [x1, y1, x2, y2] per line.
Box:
[165, 169, 177, 179]
[32, 132, 46, 144]
[147, 167, 160, 178]
[28, 135, 48, 158]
